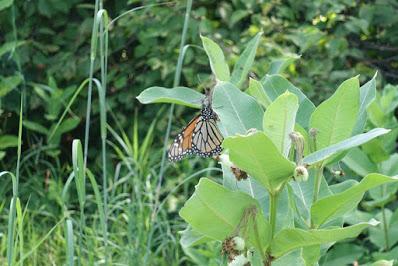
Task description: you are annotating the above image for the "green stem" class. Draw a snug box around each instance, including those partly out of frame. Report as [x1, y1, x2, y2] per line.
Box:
[265, 192, 279, 265]
[269, 193, 278, 238]
[380, 185, 390, 251]
[152, 0, 192, 220]
[312, 166, 324, 204]
[381, 205, 390, 250]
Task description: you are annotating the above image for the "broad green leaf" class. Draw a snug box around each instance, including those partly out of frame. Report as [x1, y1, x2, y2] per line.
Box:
[246, 78, 271, 108]
[343, 147, 377, 177]
[301, 245, 320, 266]
[136, 86, 204, 108]
[380, 84, 398, 113]
[367, 99, 386, 127]
[180, 228, 211, 248]
[329, 179, 358, 194]
[310, 76, 360, 150]
[263, 92, 299, 157]
[201, 36, 230, 81]
[0, 135, 18, 149]
[352, 72, 377, 134]
[0, 0, 13, 11]
[311, 174, 398, 228]
[273, 250, 305, 266]
[23, 120, 49, 135]
[179, 178, 271, 253]
[271, 220, 379, 258]
[222, 155, 294, 234]
[344, 209, 375, 225]
[267, 54, 300, 75]
[362, 138, 389, 163]
[320, 243, 365, 266]
[369, 209, 398, 250]
[231, 32, 262, 88]
[380, 153, 398, 176]
[0, 75, 22, 97]
[213, 81, 263, 136]
[223, 132, 295, 192]
[289, 169, 332, 224]
[262, 75, 315, 128]
[372, 246, 398, 262]
[303, 128, 390, 165]
[273, 187, 295, 234]
[221, 157, 267, 202]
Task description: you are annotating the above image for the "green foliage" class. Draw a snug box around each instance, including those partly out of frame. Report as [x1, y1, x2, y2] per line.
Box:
[310, 76, 360, 150]
[262, 75, 315, 129]
[263, 92, 298, 157]
[213, 81, 263, 135]
[1, 0, 398, 265]
[137, 86, 204, 108]
[201, 36, 230, 81]
[179, 178, 271, 254]
[140, 33, 397, 265]
[224, 132, 296, 193]
[271, 220, 379, 258]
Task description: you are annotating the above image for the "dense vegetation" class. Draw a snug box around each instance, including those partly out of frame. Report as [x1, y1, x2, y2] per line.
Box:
[0, 0, 397, 265]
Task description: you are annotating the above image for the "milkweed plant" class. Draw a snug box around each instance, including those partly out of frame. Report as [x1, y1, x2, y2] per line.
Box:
[137, 32, 397, 265]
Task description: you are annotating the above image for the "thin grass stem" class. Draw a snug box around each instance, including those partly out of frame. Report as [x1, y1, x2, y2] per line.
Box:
[152, 0, 193, 221]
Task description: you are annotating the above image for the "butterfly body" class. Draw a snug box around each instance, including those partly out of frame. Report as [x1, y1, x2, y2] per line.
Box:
[168, 102, 223, 162]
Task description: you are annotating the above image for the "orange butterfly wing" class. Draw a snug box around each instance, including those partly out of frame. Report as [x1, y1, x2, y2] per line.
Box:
[168, 108, 223, 162]
[168, 115, 200, 162]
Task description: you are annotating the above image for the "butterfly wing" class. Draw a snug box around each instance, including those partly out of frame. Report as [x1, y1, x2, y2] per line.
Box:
[191, 115, 223, 158]
[168, 115, 200, 162]
[168, 110, 223, 162]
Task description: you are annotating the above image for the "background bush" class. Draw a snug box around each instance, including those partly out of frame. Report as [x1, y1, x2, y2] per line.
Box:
[0, 0, 397, 265]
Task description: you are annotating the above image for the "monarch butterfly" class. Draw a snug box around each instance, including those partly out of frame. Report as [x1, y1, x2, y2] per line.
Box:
[168, 91, 223, 162]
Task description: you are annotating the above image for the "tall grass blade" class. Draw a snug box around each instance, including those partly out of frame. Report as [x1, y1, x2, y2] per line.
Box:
[72, 139, 86, 263]
[153, 0, 193, 219]
[7, 84, 24, 265]
[65, 219, 74, 266]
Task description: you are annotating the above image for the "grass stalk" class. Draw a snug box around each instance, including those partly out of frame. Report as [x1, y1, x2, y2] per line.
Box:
[81, 2, 101, 263]
[153, 0, 193, 220]
[84, 0, 101, 168]
[65, 219, 74, 266]
[98, 5, 110, 263]
[7, 89, 24, 265]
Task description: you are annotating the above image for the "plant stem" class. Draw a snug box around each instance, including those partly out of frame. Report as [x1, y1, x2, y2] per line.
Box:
[380, 185, 390, 251]
[265, 192, 279, 266]
[152, 0, 192, 220]
[312, 166, 324, 204]
[381, 205, 390, 250]
[269, 193, 278, 238]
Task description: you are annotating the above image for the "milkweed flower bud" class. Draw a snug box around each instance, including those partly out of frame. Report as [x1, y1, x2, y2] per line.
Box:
[294, 166, 308, 182]
[289, 131, 305, 165]
[309, 128, 318, 137]
[232, 236, 245, 251]
[228, 254, 249, 266]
